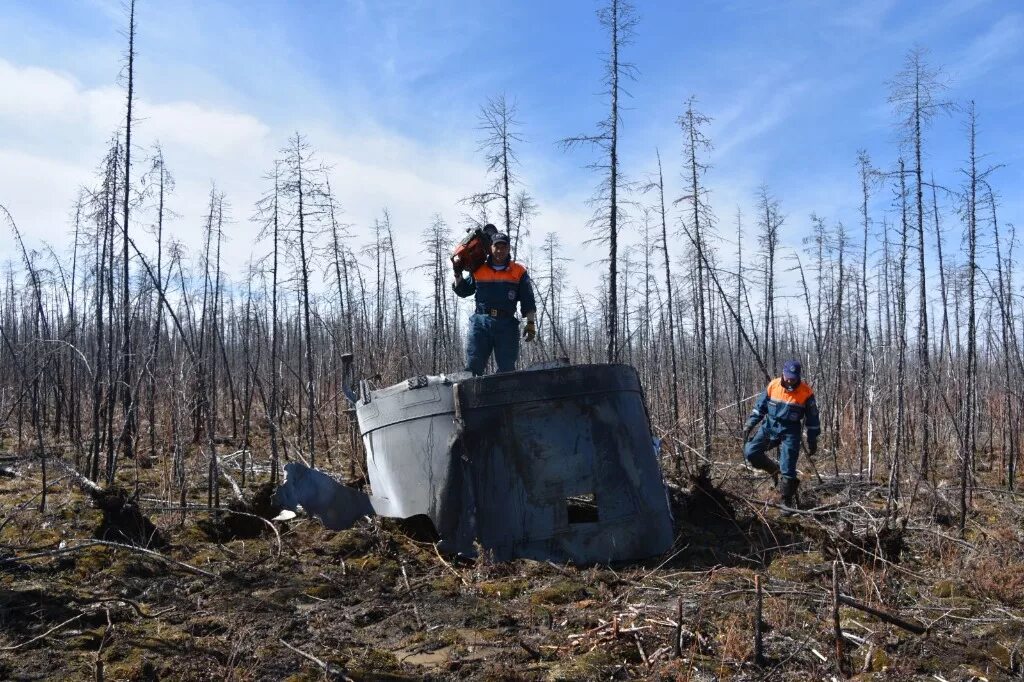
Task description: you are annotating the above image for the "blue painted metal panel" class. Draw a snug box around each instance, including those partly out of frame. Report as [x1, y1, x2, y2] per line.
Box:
[454, 364, 674, 563]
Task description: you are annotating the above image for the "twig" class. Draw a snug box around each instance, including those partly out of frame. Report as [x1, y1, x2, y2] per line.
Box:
[94, 608, 112, 682]
[727, 491, 841, 516]
[832, 562, 846, 677]
[674, 596, 684, 658]
[432, 542, 469, 586]
[754, 574, 765, 666]
[83, 597, 172, 619]
[401, 561, 412, 592]
[635, 632, 649, 666]
[0, 613, 82, 650]
[225, 508, 282, 557]
[519, 640, 542, 660]
[0, 539, 217, 578]
[836, 594, 928, 635]
[279, 638, 349, 679]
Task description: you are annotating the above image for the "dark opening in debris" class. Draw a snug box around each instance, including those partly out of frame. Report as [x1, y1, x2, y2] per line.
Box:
[93, 486, 167, 549]
[566, 493, 599, 524]
[200, 482, 282, 541]
[393, 514, 440, 542]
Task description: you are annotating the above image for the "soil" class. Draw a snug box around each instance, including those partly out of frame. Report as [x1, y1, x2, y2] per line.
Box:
[2, 449, 1023, 681]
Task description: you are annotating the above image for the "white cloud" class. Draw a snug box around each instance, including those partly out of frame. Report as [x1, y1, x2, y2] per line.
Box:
[954, 13, 1024, 83]
[0, 60, 82, 119]
[0, 148, 90, 248]
[831, 0, 899, 32]
[139, 100, 271, 158]
[0, 57, 600, 303]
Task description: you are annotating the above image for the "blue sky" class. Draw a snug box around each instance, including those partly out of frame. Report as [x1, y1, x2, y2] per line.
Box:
[1, 0, 1021, 300]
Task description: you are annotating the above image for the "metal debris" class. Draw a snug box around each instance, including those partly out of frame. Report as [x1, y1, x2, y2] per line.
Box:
[274, 363, 674, 563]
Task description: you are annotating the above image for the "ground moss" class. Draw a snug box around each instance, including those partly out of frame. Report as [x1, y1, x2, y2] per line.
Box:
[352, 647, 400, 672]
[352, 555, 382, 572]
[545, 647, 616, 680]
[67, 625, 107, 650]
[529, 580, 592, 605]
[767, 550, 825, 582]
[0, 522, 62, 548]
[866, 647, 891, 672]
[73, 545, 114, 580]
[258, 586, 306, 607]
[349, 556, 401, 585]
[429, 574, 463, 597]
[282, 672, 322, 682]
[325, 529, 374, 556]
[174, 522, 211, 547]
[479, 579, 527, 600]
[305, 583, 343, 599]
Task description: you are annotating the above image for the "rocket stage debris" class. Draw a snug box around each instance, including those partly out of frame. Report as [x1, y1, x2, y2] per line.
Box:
[273, 363, 674, 564]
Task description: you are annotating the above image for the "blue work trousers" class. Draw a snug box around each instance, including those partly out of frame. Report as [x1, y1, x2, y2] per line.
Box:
[465, 314, 520, 376]
[744, 422, 802, 479]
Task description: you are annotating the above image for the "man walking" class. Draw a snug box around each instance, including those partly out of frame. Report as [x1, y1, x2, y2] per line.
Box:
[742, 359, 820, 509]
[453, 230, 537, 375]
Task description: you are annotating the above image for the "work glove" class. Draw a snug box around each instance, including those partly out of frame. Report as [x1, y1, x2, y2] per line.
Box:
[807, 439, 818, 457]
[522, 320, 537, 342]
[742, 422, 756, 443]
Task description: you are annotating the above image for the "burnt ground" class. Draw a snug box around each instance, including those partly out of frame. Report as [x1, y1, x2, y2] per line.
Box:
[2, 448, 1024, 681]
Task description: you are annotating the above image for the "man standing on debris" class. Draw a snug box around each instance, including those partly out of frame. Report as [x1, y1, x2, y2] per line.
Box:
[453, 230, 537, 375]
[742, 359, 820, 509]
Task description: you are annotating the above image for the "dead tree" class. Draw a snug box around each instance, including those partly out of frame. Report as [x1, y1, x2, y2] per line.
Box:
[281, 134, 324, 468]
[987, 184, 1019, 490]
[888, 46, 953, 480]
[423, 215, 454, 372]
[142, 146, 173, 465]
[643, 151, 680, 434]
[889, 159, 910, 513]
[382, 210, 414, 374]
[857, 151, 874, 479]
[756, 186, 782, 371]
[959, 105, 979, 532]
[119, 0, 138, 463]
[465, 96, 531, 254]
[561, 0, 638, 363]
[677, 98, 715, 473]
[255, 162, 284, 485]
[3, 208, 51, 508]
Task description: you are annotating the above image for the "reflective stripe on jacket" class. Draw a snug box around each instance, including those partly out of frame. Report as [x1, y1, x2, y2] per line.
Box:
[744, 378, 821, 437]
[453, 258, 537, 316]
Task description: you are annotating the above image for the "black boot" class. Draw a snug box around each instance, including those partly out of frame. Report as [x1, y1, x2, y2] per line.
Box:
[746, 454, 780, 486]
[779, 476, 799, 515]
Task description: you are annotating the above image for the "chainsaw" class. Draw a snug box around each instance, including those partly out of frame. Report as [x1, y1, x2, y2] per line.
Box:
[451, 223, 499, 275]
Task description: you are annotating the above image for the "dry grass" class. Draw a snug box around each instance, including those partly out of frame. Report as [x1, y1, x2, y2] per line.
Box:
[1, 443, 1024, 679]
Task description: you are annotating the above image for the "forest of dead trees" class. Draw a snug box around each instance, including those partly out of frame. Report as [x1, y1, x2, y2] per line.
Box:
[1, 0, 1020, 540]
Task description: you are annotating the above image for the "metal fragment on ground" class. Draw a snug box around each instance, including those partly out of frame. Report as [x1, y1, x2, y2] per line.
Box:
[273, 363, 674, 563]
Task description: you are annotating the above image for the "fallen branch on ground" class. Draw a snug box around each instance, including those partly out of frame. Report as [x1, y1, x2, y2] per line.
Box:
[836, 594, 928, 635]
[0, 614, 82, 651]
[0, 539, 216, 578]
[279, 638, 351, 680]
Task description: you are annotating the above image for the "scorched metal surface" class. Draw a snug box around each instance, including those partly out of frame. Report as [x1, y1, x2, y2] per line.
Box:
[273, 363, 674, 564]
[452, 364, 673, 562]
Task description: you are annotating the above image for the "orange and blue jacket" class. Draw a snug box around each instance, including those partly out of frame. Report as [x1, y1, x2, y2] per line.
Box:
[744, 378, 820, 439]
[453, 257, 537, 317]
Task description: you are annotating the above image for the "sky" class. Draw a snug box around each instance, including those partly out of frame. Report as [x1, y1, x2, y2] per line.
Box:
[1, 0, 1021, 305]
